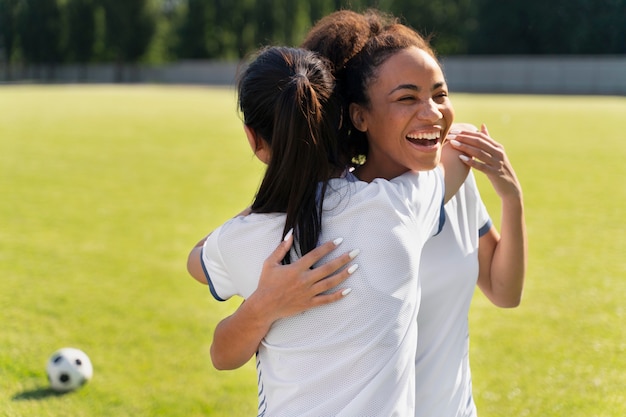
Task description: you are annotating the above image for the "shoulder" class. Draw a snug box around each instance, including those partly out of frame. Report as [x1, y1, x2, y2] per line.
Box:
[446, 170, 480, 207]
[389, 167, 443, 186]
[389, 168, 444, 202]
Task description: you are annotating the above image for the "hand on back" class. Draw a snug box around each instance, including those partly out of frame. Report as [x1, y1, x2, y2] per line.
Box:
[250, 231, 359, 323]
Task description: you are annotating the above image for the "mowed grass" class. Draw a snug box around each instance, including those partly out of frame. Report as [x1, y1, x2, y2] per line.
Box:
[1, 85, 624, 416]
[456, 94, 626, 416]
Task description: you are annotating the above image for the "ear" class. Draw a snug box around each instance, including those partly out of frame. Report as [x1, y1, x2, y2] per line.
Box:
[349, 103, 368, 132]
[244, 125, 270, 165]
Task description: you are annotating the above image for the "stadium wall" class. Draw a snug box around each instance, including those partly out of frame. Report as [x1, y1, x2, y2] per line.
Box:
[440, 56, 626, 95]
[2, 56, 625, 95]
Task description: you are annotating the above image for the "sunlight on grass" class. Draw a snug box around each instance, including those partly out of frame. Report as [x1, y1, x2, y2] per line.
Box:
[1, 86, 624, 416]
[1, 85, 261, 417]
[453, 94, 626, 416]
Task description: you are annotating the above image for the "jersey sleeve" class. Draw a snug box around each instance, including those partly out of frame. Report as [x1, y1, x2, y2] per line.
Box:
[464, 171, 493, 237]
[419, 167, 445, 238]
[432, 167, 446, 236]
[201, 226, 238, 302]
[392, 167, 445, 239]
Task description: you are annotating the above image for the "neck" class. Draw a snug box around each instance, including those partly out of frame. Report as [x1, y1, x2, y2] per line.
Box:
[353, 163, 409, 183]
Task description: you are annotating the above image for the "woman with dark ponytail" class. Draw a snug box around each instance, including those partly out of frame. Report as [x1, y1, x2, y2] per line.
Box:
[237, 46, 342, 262]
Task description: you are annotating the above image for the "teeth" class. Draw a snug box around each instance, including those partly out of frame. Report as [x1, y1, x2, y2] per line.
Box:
[407, 132, 439, 140]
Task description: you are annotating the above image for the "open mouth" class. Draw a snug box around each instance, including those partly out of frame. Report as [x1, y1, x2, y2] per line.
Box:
[406, 132, 440, 147]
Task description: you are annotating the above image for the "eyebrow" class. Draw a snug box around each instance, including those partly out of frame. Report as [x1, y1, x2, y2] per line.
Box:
[389, 81, 447, 95]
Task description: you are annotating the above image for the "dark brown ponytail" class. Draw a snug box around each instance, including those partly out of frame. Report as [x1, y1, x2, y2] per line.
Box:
[237, 46, 340, 261]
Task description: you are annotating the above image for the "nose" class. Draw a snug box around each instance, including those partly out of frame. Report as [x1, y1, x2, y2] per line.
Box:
[417, 99, 443, 122]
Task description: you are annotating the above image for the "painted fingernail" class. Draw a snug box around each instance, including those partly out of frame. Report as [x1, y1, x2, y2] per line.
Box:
[450, 139, 461, 147]
[341, 288, 352, 296]
[349, 248, 360, 259]
[347, 264, 359, 274]
[449, 130, 460, 134]
[283, 228, 293, 242]
[333, 237, 344, 246]
[459, 154, 471, 162]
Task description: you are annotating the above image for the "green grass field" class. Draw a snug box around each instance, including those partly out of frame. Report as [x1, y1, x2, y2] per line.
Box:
[1, 85, 624, 416]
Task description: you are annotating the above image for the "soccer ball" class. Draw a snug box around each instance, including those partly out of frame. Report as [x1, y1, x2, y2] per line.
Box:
[46, 347, 93, 392]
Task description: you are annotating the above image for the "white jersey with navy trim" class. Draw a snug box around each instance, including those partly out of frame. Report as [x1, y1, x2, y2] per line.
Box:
[202, 168, 444, 416]
[415, 171, 492, 417]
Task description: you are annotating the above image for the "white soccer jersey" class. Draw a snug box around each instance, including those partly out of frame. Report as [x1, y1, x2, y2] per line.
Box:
[202, 169, 445, 417]
[414, 171, 492, 417]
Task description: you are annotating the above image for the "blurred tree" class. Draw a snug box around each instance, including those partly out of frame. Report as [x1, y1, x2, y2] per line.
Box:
[230, 0, 257, 58]
[0, 0, 19, 78]
[308, 0, 338, 25]
[559, 0, 626, 54]
[15, 0, 62, 71]
[174, 0, 211, 58]
[252, 0, 278, 48]
[141, 0, 181, 63]
[65, 0, 97, 70]
[390, 0, 476, 55]
[210, 0, 232, 57]
[211, 0, 256, 59]
[99, 0, 156, 80]
[468, 0, 626, 54]
[2, 0, 625, 71]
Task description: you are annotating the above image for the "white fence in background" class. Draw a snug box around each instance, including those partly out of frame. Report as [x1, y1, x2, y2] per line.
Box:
[440, 55, 626, 95]
[2, 56, 625, 95]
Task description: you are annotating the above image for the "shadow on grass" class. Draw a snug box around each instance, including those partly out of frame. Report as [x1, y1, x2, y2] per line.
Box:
[12, 387, 72, 401]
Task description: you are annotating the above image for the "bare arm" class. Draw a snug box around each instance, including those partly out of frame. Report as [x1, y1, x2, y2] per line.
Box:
[210, 233, 360, 370]
[441, 126, 472, 203]
[449, 124, 527, 307]
[187, 235, 209, 284]
[187, 207, 253, 284]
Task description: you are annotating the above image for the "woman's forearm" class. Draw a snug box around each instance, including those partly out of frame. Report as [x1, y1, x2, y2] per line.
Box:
[479, 194, 527, 307]
[210, 294, 275, 370]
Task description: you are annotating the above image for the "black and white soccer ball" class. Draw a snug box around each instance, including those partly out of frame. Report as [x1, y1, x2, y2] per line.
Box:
[46, 347, 93, 392]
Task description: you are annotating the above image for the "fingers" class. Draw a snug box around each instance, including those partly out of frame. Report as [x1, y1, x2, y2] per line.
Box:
[309, 264, 359, 307]
[449, 124, 504, 167]
[267, 231, 345, 271]
[308, 247, 359, 281]
[289, 237, 360, 294]
[450, 122, 479, 133]
[264, 228, 294, 267]
[310, 256, 358, 290]
[298, 236, 346, 269]
[310, 287, 353, 307]
[266, 233, 359, 281]
[480, 123, 489, 136]
[449, 125, 522, 198]
[450, 126, 499, 153]
[266, 234, 359, 291]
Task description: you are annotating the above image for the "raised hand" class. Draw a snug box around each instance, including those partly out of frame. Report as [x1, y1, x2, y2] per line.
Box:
[448, 123, 522, 200]
[447, 123, 526, 308]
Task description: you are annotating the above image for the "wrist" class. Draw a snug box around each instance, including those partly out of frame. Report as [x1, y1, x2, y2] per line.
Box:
[240, 291, 279, 331]
[500, 188, 523, 205]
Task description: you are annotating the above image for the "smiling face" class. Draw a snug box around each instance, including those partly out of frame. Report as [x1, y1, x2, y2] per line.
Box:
[349, 46, 454, 181]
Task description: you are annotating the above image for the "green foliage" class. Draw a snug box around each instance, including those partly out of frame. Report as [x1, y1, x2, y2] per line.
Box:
[100, 0, 156, 63]
[15, 0, 62, 65]
[64, 0, 97, 63]
[2, 0, 626, 67]
[389, 0, 478, 54]
[469, 0, 626, 54]
[0, 0, 19, 62]
[1, 86, 625, 416]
